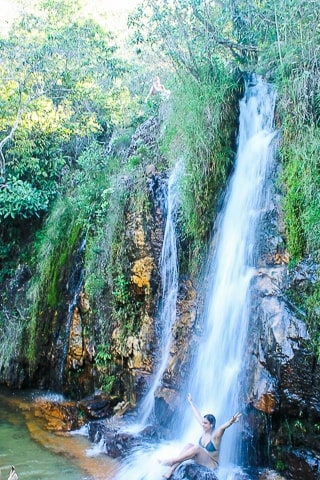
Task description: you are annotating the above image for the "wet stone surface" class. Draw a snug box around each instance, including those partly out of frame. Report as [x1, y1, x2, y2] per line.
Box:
[169, 463, 218, 480]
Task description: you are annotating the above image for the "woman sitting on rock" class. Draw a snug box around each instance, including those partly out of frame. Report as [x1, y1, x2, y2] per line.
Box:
[160, 393, 241, 479]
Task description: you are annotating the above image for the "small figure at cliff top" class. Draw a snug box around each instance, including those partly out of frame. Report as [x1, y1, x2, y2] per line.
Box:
[145, 76, 170, 103]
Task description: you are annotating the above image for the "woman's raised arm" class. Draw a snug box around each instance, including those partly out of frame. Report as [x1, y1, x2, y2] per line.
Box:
[187, 393, 204, 425]
[214, 412, 242, 439]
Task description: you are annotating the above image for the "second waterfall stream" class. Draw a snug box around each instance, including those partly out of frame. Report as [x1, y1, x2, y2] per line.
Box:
[114, 75, 278, 480]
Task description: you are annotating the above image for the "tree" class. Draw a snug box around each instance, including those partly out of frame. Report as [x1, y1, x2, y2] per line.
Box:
[128, 0, 259, 83]
[0, 0, 128, 221]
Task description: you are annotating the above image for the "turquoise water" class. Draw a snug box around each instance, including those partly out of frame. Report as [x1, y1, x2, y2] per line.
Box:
[0, 389, 117, 480]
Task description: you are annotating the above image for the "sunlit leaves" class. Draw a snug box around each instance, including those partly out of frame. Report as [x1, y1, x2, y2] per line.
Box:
[0, 1, 129, 221]
[0, 76, 20, 131]
[22, 97, 72, 135]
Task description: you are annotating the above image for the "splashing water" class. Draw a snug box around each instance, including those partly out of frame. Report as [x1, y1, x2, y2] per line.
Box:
[115, 76, 278, 479]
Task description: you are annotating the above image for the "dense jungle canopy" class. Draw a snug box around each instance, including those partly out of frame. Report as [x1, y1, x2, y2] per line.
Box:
[0, 0, 319, 398]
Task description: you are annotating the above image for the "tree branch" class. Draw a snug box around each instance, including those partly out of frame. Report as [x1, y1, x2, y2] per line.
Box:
[192, 5, 258, 61]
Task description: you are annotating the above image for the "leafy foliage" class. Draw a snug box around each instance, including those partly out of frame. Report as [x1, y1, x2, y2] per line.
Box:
[129, 0, 257, 81]
[161, 66, 238, 270]
[0, 176, 50, 219]
[0, 1, 128, 224]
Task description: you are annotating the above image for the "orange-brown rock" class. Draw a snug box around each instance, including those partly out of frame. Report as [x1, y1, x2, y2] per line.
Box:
[33, 399, 81, 431]
[131, 256, 153, 294]
[66, 304, 95, 370]
[254, 392, 276, 414]
[79, 291, 90, 313]
[274, 251, 289, 265]
[67, 307, 84, 369]
[111, 313, 154, 373]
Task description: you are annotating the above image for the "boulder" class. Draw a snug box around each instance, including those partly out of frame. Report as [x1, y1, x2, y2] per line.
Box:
[170, 462, 218, 480]
[32, 399, 80, 431]
[78, 392, 120, 420]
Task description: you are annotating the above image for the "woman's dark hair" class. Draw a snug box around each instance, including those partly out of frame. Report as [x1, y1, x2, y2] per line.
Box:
[204, 414, 216, 428]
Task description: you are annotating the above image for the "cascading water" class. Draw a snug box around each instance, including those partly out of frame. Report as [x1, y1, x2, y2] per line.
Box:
[179, 75, 278, 475]
[138, 161, 181, 426]
[114, 76, 278, 480]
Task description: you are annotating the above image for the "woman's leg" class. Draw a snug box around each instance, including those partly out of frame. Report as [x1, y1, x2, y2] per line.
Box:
[160, 444, 201, 479]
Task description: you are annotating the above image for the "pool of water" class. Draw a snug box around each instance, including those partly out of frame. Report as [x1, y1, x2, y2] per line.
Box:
[0, 388, 118, 480]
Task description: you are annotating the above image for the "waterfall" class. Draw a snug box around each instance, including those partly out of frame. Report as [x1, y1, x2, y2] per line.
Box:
[182, 75, 278, 470]
[138, 161, 181, 426]
[115, 76, 277, 480]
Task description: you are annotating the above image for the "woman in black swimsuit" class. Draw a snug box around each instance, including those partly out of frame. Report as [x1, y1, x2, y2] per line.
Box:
[160, 394, 241, 479]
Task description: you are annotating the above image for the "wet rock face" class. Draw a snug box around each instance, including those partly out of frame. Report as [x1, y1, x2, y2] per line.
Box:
[101, 116, 169, 405]
[286, 449, 320, 480]
[124, 116, 161, 161]
[78, 392, 120, 420]
[63, 290, 96, 399]
[248, 265, 310, 412]
[247, 262, 320, 476]
[241, 162, 320, 477]
[108, 171, 167, 404]
[87, 419, 164, 458]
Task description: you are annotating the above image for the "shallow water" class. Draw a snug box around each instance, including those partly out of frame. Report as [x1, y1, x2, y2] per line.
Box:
[0, 388, 118, 480]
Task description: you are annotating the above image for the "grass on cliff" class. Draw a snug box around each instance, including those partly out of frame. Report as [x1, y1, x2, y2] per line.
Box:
[280, 124, 320, 263]
[161, 65, 238, 272]
[26, 127, 157, 380]
[280, 122, 320, 358]
[276, 60, 320, 358]
[0, 311, 24, 373]
[26, 142, 120, 367]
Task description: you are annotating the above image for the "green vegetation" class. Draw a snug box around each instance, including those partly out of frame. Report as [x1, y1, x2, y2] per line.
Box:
[280, 126, 320, 262]
[95, 343, 115, 393]
[162, 70, 238, 270]
[107, 176, 152, 338]
[0, 0, 132, 270]
[27, 198, 82, 366]
[0, 0, 319, 395]
[25, 136, 146, 370]
[267, 1, 320, 356]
